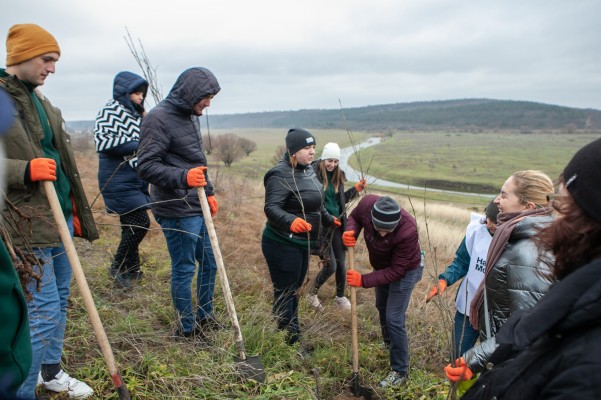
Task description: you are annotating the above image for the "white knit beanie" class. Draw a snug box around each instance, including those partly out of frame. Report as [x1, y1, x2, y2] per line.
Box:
[320, 142, 341, 160]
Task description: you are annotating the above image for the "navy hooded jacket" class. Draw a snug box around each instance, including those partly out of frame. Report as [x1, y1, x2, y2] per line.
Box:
[94, 71, 150, 214]
[137, 67, 220, 219]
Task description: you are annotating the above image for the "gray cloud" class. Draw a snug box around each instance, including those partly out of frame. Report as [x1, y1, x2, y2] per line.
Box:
[2, 0, 600, 120]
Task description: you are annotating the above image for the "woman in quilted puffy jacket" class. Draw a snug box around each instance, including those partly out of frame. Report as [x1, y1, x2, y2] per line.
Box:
[445, 170, 555, 382]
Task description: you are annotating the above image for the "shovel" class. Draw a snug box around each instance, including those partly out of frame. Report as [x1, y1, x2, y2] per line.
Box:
[348, 247, 374, 399]
[197, 188, 266, 382]
[43, 181, 131, 399]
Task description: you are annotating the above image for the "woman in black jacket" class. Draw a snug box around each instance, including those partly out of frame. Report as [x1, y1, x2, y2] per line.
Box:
[461, 138, 601, 399]
[262, 129, 339, 347]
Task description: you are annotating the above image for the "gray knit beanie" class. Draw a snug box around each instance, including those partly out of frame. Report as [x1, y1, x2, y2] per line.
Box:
[372, 196, 402, 231]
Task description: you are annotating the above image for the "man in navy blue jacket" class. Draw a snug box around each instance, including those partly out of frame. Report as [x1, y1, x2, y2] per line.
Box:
[138, 67, 221, 339]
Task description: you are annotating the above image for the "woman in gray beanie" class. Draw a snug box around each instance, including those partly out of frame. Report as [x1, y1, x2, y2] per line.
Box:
[461, 137, 601, 399]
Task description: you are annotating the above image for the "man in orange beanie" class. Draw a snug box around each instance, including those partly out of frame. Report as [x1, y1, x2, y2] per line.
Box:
[1, 23, 98, 399]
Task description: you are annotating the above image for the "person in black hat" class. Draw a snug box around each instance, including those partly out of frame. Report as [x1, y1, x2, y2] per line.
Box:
[460, 138, 601, 399]
[343, 195, 423, 387]
[426, 201, 499, 373]
[262, 128, 340, 351]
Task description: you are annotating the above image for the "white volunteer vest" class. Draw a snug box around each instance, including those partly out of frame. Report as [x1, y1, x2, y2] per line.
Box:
[455, 213, 493, 316]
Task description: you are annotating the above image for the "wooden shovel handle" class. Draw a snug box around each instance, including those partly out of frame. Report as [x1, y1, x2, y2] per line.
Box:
[197, 188, 246, 359]
[43, 181, 130, 399]
[348, 247, 359, 374]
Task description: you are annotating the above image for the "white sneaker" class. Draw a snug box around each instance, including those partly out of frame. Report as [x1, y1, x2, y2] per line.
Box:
[38, 370, 94, 398]
[379, 371, 407, 387]
[334, 296, 351, 310]
[307, 294, 324, 310]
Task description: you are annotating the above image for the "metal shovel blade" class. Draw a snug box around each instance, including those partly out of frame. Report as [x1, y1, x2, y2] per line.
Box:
[233, 355, 266, 383]
[350, 372, 375, 399]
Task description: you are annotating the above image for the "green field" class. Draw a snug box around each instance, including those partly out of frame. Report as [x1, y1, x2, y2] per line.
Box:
[205, 129, 598, 209]
[346, 131, 598, 194]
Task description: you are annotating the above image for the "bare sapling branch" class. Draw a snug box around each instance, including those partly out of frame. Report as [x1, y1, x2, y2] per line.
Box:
[124, 27, 163, 105]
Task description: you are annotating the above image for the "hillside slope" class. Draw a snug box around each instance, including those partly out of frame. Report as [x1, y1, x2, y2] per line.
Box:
[67, 98, 601, 132]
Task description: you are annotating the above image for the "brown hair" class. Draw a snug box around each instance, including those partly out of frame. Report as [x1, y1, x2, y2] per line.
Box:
[536, 187, 601, 279]
[511, 170, 554, 207]
[318, 160, 344, 194]
[288, 150, 298, 168]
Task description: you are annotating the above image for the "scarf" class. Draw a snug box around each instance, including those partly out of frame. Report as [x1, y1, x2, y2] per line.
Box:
[94, 99, 142, 169]
[469, 207, 552, 331]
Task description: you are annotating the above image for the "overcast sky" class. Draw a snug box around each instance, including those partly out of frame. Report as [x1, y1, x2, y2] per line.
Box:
[2, 0, 600, 121]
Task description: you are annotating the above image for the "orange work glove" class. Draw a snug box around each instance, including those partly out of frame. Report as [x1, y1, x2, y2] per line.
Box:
[186, 166, 207, 187]
[342, 230, 356, 247]
[354, 179, 367, 192]
[290, 218, 312, 233]
[29, 158, 57, 181]
[426, 279, 448, 303]
[346, 270, 363, 287]
[444, 357, 473, 382]
[207, 195, 218, 216]
[71, 196, 82, 237]
[333, 217, 341, 227]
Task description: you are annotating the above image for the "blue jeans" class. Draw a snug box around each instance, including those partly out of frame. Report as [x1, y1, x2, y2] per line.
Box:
[454, 310, 479, 359]
[375, 265, 423, 375]
[261, 234, 309, 345]
[17, 218, 73, 400]
[156, 216, 217, 333]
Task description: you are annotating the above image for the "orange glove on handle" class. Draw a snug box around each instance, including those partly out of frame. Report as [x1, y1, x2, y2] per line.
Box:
[346, 270, 363, 287]
[354, 179, 367, 192]
[333, 217, 341, 227]
[186, 166, 207, 187]
[71, 196, 82, 237]
[29, 158, 57, 181]
[342, 230, 356, 247]
[426, 279, 448, 303]
[207, 195, 218, 216]
[290, 218, 312, 233]
[444, 357, 473, 382]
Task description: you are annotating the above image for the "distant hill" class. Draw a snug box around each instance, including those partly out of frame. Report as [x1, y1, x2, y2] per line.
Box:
[67, 98, 601, 132]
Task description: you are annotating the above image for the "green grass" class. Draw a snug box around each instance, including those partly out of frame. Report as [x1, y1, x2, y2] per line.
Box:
[348, 131, 598, 194]
[49, 129, 595, 398]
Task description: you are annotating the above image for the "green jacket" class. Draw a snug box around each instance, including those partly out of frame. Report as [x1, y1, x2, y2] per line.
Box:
[0, 239, 31, 395]
[0, 72, 99, 247]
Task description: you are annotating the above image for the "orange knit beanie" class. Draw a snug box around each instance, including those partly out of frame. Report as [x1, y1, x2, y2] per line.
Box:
[6, 24, 61, 66]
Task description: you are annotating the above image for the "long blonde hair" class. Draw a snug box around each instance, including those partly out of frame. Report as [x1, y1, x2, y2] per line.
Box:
[511, 170, 554, 207]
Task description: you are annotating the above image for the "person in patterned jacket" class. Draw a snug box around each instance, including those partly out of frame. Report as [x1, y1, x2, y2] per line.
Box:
[94, 71, 150, 289]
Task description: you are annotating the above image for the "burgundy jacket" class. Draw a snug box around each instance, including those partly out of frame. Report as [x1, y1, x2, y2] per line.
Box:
[346, 195, 421, 288]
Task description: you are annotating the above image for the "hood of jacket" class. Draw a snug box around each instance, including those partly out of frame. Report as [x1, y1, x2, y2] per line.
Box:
[164, 67, 220, 115]
[113, 71, 148, 116]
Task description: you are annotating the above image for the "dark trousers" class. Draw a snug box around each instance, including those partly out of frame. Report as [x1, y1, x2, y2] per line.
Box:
[113, 208, 150, 273]
[312, 227, 346, 297]
[375, 265, 423, 375]
[262, 234, 309, 345]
